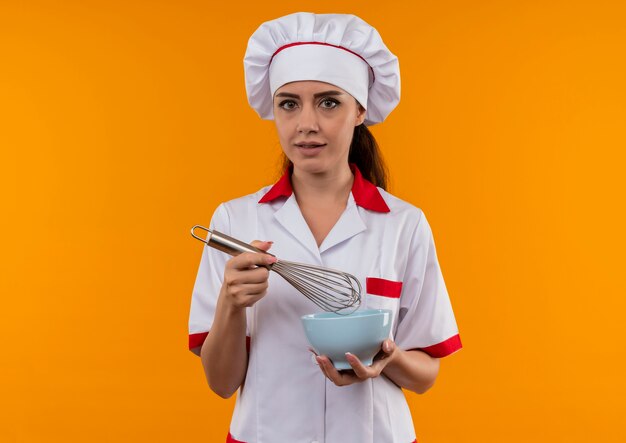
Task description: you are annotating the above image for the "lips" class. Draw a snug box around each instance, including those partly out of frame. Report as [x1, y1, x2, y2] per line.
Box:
[295, 142, 326, 148]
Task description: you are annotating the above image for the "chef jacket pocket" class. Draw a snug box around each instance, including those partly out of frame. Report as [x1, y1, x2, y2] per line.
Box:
[364, 277, 403, 310]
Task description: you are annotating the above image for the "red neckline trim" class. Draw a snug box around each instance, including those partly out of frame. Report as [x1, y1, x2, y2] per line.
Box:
[258, 164, 390, 213]
[270, 42, 375, 83]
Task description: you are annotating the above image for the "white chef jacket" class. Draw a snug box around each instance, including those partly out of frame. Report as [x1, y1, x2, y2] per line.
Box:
[188, 166, 462, 443]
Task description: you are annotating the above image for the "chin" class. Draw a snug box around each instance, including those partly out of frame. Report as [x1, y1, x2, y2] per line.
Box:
[292, 158, 332, 174]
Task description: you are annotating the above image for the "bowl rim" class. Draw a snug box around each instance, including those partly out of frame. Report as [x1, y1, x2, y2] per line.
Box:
[301, 308, 391, 321]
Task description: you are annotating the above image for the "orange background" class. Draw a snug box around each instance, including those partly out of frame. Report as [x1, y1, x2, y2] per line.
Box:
[1, 0, 625, 442]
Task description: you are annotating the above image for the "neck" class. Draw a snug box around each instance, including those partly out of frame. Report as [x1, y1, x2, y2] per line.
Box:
[291, 163, 354, 204]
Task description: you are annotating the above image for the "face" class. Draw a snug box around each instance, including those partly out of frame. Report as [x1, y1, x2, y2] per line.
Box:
[273, 81, 366, 175]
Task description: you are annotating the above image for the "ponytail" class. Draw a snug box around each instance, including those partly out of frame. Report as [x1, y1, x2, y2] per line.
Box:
[279, 124, 389, 190]
[348, 124, 388, 190]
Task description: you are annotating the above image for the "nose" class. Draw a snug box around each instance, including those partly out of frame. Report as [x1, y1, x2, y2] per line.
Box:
[296, 104, 319, 134]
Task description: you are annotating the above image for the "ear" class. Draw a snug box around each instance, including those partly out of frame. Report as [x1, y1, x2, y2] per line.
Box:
[355, 105, 366, 126]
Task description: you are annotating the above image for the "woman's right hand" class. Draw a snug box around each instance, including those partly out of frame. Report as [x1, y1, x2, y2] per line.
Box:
[221, 240, 276, 309]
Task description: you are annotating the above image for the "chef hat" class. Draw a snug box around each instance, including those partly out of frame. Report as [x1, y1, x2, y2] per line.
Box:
[244, 12, 400, 126]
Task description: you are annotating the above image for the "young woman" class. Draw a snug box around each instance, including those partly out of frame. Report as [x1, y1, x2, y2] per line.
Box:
[188, 13, 462, 443]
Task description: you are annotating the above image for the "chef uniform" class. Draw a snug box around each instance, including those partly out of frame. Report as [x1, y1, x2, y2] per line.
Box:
[188, 13, 462, 443]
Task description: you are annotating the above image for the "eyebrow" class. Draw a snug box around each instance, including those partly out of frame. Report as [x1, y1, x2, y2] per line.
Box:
[275, 90, 345, 99]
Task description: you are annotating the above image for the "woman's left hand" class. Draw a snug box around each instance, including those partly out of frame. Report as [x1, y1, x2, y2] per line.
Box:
[313, 339, 397, 386]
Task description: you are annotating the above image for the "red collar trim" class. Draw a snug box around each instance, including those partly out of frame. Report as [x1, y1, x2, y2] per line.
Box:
[258, 169, 293, 203]
[258, 164, 390, 213]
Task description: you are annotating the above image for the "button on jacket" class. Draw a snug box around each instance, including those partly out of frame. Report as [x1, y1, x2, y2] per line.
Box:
[189, 167, 462, 443]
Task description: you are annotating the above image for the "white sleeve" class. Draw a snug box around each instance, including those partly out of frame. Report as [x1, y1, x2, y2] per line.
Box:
[187, 204, 230, 356]
[394, 211, 462, 357]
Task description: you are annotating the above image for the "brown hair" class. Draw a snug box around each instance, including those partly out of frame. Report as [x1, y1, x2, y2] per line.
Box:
[280, 124, 389, 190]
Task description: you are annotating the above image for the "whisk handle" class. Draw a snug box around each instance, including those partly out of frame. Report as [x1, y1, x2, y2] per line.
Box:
[191, 225, 275, 258]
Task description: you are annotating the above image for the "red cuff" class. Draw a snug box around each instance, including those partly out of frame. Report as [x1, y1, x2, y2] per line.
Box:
[227, 432, 246, 443]
[189, 332, 209, 351]
[417, 334, 462, 358]
[188, 333, 250, 355]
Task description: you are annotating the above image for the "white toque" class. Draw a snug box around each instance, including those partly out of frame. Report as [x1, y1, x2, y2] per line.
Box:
[244, 12, 401, 126]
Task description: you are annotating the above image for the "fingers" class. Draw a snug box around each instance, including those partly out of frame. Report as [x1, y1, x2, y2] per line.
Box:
[315, 355, 357, 387]
[345, 353, 375, 379]
[382, 339, 395, 355]
[225, 266, 270, 285]
[250, 240, 273, 252]
[222, 241, 275, 309]
[371, 339, 395, 362]
[229, 251, 276, 271]
[314, 355, 329, 377]
[228, 282, 269, 297]
[313, 340, 398, 387]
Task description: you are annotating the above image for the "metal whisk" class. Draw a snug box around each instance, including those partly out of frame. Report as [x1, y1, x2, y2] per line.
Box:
[191, 225, 361, 313]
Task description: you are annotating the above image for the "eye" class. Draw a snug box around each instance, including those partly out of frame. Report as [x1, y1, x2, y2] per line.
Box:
[278, 100, 298, 110]
[320, 98, 339, 109]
